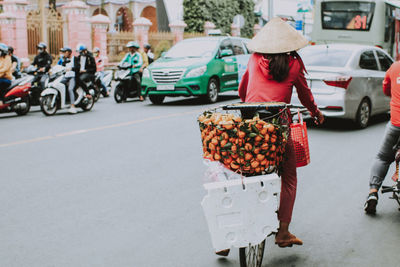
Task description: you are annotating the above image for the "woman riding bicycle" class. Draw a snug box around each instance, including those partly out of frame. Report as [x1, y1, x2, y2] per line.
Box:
[238, 17, 324, 248]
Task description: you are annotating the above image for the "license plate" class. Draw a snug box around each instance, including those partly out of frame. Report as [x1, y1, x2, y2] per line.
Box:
[157, 84, 175, 91]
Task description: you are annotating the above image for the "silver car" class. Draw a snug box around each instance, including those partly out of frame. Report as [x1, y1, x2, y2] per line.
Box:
[292, 44, 393, 128]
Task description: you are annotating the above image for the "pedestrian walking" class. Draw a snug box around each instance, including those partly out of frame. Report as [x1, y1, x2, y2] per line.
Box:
[236, 17, 324, 250]
[364, 57, 399, 214]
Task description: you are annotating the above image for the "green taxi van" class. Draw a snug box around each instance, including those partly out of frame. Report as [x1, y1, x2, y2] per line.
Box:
[141, 36, 251, 104]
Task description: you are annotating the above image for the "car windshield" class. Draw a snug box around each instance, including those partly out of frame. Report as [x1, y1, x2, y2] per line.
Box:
[321, 1, 375, 31]
[164, 39, 218, 58]
[299, 46, 353, 67]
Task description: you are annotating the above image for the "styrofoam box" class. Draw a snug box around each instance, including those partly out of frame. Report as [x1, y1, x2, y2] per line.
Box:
[201, 173, 281, 251]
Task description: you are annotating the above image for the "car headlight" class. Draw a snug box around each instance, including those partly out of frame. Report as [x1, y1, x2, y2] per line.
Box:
[143, 68, 150, 78]
[185, 66, 207, 78]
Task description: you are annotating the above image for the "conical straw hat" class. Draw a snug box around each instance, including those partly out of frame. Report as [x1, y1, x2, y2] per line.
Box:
[248, 17, 308, 54]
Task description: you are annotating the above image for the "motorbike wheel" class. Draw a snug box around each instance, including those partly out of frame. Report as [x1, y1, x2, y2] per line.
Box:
[114, 84, 125, 103]
[81, 95, 95, 111]
[40, 94, 58, 116]
[14, 96, 31, 116]
[94, 86, 101, 102]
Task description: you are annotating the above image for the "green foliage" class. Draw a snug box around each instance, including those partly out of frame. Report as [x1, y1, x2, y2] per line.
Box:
[154, 40, 172, 59]
[183, 0, 257, 38]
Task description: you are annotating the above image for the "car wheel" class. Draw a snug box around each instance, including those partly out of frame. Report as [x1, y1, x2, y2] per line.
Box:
[355, 98, 370, 129]
[203, 77, 219, 103]
[149, 95, 165, 105]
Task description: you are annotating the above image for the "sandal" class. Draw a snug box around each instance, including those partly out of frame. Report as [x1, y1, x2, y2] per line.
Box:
[275, 234, 303, 248]
[215, 249, 230, 256]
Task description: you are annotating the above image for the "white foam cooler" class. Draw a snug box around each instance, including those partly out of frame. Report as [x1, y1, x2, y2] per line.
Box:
[201, 173, 281, 251]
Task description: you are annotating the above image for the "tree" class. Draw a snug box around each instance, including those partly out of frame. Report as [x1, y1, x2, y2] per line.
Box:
[183, 0, 256, 37]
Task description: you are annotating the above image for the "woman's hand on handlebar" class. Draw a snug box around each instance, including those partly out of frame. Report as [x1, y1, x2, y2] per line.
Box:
[314, 109, 324, 125]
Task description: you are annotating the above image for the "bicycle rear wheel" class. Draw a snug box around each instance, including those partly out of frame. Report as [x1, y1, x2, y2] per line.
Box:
[239, 240, 266, 267]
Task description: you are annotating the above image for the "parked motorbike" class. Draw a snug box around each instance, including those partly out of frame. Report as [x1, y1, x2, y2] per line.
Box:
[93, 70, 113, 102]
[114, 62, 140, 103]
[0, 73, 35, 116]
[40, 65, 95, 116]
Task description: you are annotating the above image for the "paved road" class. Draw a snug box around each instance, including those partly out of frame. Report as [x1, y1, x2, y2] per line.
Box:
[0, 94, 397, 267]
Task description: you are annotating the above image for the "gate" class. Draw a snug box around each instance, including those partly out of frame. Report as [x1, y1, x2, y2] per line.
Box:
[26, 9, 42, 57]
[27, 8, 64, 59]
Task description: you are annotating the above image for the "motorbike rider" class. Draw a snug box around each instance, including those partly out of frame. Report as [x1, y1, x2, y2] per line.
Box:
[93, 47, 109, 97]
[32, 42, 52, 90]
[73, 44, 96, 99]
[57, 47, 65, 65]
[58, 46, 72, 67]
[56, 46, 77, 114]
[364, 59, 400, 214]
[8, 46, 21, 79]
[32, 42, 52, 87]
[0, 43, 12, 105]
[144, 43, 154, 64]
[121, 41, 143, 101]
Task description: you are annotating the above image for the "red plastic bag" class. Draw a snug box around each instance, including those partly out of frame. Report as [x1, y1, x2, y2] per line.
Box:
[290, 112, 310, 168]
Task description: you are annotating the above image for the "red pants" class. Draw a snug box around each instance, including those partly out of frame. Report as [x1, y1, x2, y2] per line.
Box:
[278, 137, 297, 223]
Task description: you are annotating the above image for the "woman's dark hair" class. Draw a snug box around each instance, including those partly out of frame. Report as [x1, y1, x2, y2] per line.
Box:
[264, 52, 292, 82]
[263, 51, 306, 82]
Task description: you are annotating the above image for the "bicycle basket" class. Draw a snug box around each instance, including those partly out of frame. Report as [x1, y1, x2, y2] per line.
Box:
[198, 102, 290, 176]
[290, 112, 310, 167]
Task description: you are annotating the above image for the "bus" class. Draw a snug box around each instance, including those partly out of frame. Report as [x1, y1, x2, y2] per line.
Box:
[311, 0, 400, 59]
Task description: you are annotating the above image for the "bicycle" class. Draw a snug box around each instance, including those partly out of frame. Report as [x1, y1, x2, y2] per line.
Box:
[200, 103, 312, 267]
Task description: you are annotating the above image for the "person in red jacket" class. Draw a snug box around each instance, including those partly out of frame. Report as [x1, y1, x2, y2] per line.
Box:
[364, 60, 399, 214]
[239, 17, 324, 249]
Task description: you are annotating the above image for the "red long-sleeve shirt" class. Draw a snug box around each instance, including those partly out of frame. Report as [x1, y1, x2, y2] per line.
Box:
[238, 53, 318, 116]
[383, 61, 400, 127]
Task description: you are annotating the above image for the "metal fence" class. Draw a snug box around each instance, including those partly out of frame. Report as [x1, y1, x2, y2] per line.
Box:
[106, 31, 205, 62]
[106, 31, 135, 62]
[26, 8, 63, 60]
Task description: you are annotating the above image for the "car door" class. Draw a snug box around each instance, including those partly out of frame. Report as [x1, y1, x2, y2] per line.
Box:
[217, 38, 237, 91]
[375, 50, 393, 112]
[231, 38, 251, 90]
[358, 50, 382, 114]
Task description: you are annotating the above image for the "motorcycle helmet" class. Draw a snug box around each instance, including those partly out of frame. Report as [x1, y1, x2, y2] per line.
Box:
[93, 47, 100, 53]
[76, 43, 87, 56]
[126, 41, 140, 49]
[0, 43, 8, 56]
[63, 46, 72, 53]
[76, 43, 87, 52]
[37, 42, 47, 49]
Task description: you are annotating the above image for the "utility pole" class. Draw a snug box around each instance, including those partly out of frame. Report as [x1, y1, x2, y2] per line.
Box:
[39, 0, 46, 43]
[156, 0, 170, 31]
[268, 0, 273, 21]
